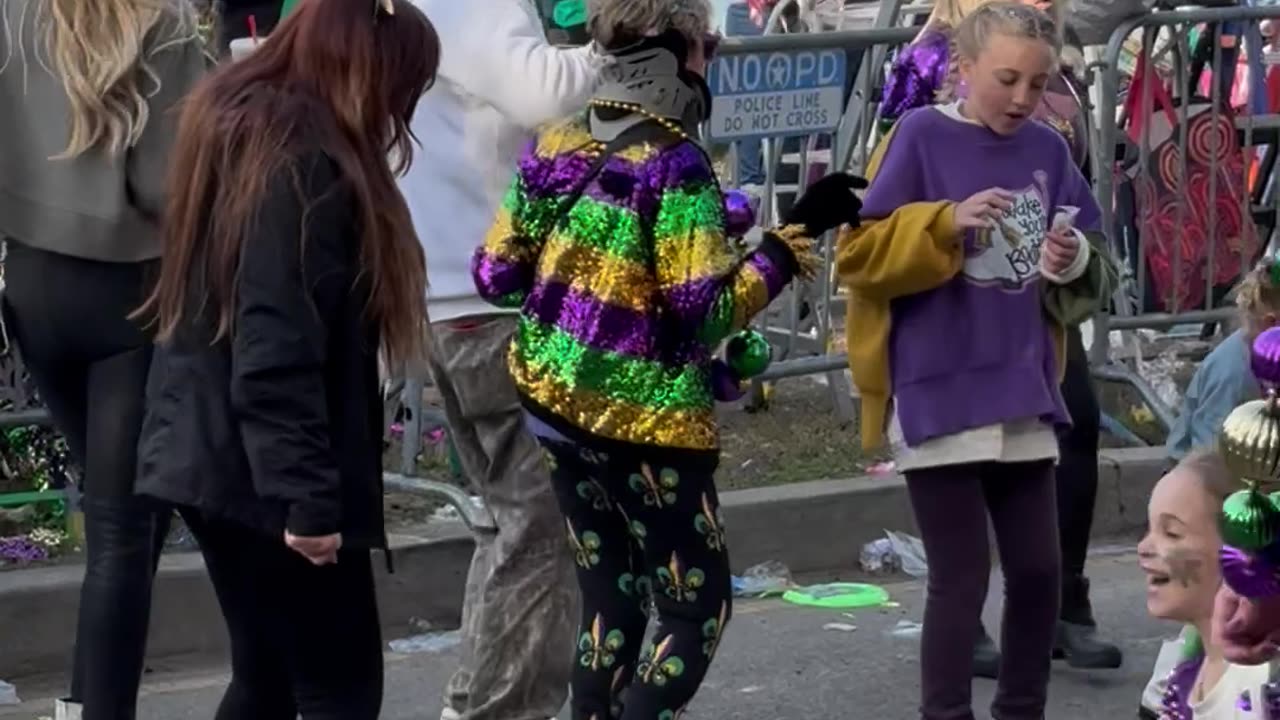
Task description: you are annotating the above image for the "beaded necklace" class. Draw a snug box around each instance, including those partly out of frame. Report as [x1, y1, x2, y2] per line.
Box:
[1159, 628, 1280, 718]
[588, 98, 691, 141]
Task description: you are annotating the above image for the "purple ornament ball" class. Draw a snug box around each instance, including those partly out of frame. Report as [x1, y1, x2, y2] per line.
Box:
[1221, 544, 1280, 598]
[722, 190, 756, 238]
[1252, 326, 1280, 388]
[710, 360, 745, 402]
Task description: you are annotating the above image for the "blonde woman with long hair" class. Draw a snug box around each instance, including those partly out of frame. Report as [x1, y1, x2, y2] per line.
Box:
[0, 1, 207, 718]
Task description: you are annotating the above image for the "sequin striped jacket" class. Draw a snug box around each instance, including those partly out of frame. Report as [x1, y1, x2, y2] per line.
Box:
[472, 117, 809, 461]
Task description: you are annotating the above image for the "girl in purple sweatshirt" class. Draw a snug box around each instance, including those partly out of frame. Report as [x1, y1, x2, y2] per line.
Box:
[836, 4, 1110, 719]
[878, 0, 1123, 677]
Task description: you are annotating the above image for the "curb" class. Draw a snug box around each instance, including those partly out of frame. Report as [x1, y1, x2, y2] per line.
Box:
[0, 447, 1167, 681]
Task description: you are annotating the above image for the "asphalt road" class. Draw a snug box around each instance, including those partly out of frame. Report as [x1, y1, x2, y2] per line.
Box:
[1, 549, 1172, 720]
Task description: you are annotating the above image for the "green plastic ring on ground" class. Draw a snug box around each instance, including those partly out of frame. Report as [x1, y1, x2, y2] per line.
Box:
[552, 0, 586, 28]
[781, 583, 890, 609]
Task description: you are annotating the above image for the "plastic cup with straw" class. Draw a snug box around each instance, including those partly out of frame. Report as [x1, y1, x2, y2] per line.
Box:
[229, 15, 262, 61]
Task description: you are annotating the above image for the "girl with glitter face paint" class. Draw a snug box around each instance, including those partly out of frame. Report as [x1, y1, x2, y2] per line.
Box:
[472, 0, 863, 717]
[1138, 451, 1280, 719]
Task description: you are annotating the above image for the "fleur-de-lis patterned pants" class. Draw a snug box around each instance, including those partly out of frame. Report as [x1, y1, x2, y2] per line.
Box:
[537, 438, 733, 720]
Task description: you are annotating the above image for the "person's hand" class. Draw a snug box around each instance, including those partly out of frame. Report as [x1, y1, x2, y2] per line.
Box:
[785, 173, 869, 237]
[953, 188, 1014, 231]
[1040, 227, 1081, 278]
[1213, 584, 1280, 665]
[285, 531, 342, 566]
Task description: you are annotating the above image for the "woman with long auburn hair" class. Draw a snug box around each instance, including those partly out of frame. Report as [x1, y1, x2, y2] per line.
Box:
[0, 0, 207, 718]
[132, 0, 437, 715]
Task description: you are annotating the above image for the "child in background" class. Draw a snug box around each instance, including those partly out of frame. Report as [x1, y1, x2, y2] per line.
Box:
[1166, 260, 1280, 462]
[836, 3, 1109, 718]
[1146, 260, 1280, 717]
[1139, 450, 1279, 719]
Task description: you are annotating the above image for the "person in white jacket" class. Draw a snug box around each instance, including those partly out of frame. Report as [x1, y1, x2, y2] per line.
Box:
[400, 2, 606, 719]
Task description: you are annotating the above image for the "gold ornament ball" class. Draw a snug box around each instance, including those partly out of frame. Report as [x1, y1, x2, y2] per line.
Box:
[1220, 398, 1280, 489]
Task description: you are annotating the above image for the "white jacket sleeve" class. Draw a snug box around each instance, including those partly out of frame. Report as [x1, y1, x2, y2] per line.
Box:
[442, 0, 606, 129]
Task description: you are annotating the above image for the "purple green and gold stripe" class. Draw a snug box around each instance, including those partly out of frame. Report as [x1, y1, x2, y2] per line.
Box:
[536, 237, 652, 311]
[664, 253, 781, 345]
[510, 352, 720, 451]
[475, 116, 810, 454]
[512, 317, 713, 411]
[524, 281, 661, 360]
[504, 191, 651, 265]
[521, 274, 708, 365]
[471, 250, 529, 306]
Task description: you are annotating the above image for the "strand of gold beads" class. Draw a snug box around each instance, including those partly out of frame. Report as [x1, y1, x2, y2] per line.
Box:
[588, 99, 690, 141]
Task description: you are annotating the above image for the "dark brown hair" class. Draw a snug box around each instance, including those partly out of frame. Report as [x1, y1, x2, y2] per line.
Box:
[139, 0, 439, 367]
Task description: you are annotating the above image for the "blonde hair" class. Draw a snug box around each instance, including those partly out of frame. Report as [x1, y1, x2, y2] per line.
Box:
[586, 0, 711, 50]
[1236, 257, 1280, 336]
[1175, 449, 1238, 501]
[19, 0, 199, 159]
[925, 0, 1066, 34]
[935, 1, 1064, 103]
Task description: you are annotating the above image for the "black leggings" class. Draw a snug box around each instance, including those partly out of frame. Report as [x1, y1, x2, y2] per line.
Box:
[182, 510, 384, 720]
[906, 461, 1060, 720]
[1057, 326, 1101, 586]
[539, 438, 732, 720]
[3, 241, 169, 720]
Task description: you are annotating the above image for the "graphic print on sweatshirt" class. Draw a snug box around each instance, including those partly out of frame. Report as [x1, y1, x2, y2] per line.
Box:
[962, 170, 1049, 292]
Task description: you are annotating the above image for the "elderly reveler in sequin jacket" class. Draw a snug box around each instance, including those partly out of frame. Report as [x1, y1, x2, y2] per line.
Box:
[879, 16, 1090, 172]
[468, 0, 864, 715]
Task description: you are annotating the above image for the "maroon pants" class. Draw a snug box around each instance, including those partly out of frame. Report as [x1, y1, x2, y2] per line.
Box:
[905, 460, 1061, 720]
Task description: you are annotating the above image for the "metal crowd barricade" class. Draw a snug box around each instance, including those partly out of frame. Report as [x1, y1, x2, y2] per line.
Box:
[0, 349, 76, 525]
[708, 25, 920, 404]
[381, 375, 496, 530]
[1090, 4, 1280, 430]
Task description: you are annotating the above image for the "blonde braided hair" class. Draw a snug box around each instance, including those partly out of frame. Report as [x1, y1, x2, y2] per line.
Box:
[933, 1, 1065, 104]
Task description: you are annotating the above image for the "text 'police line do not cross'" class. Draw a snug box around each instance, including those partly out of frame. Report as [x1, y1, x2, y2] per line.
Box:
[707, 49, 848, 142]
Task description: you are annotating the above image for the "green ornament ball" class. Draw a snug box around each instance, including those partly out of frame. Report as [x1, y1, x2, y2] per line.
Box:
[1221, 489, 1280, 551]
[726, 330, 772, 379]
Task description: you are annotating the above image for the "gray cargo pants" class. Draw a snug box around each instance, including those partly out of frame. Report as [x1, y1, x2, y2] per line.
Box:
[426, 315, 577, 720]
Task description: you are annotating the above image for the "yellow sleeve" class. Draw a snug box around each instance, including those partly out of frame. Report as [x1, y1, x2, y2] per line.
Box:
[835, 125, 964, 301]
[835, 205, 962, 300]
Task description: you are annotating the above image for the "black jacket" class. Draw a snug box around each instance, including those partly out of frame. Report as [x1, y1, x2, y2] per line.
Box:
[136, 152, 387, 548]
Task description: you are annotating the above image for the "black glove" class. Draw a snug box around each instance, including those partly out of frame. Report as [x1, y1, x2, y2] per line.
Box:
[784, 173, 869, 236]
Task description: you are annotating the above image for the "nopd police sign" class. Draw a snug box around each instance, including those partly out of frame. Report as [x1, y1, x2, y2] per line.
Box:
[707, 49, 847, 142]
